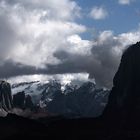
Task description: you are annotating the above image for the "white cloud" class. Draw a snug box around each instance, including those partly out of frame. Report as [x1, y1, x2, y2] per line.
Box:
[89, 6, 108, 20]
[8, 73, 91, 86]
[89, 28, 140, 87]
[118, 0, 134, 5]
[0, 0, 87, 68]
[4, 0, 81, 20]
[4, 26, 140, 88]
[1, 0, 140, 88]
[67, 35, 92, 55]
[49, 27, 140, 88]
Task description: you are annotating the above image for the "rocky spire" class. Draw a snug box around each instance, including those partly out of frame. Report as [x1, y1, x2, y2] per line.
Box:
[0, 81, 13, 111]
[102, 42, 140, 123]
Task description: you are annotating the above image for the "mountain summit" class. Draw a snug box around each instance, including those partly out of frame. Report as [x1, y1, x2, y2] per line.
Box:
[103, 41, 140, 126]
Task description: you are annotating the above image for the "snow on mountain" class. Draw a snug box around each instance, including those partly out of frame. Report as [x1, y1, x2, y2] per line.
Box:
[12, 81, 48, 104]
[11, 80, 110, 117]
[11, 80, 77, 103]
[12, 81, 45, 95]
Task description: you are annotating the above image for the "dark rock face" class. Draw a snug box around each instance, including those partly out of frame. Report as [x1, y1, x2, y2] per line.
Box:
[13, 91, 33, 109]
[103, 42, 140, 123]
[25, 95, 34, 109]
[47, 82, 109, 117]
[47, 90, 66, 115]
[0, 81, 13, 111]
[66, 82, 108, 117]
[13, 91, 25, 109]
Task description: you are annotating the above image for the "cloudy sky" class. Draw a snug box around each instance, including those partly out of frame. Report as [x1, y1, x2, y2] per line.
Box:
[1, 0, 140, 88]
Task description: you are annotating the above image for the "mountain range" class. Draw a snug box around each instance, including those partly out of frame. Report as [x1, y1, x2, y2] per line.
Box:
[11, 80, 109, 118]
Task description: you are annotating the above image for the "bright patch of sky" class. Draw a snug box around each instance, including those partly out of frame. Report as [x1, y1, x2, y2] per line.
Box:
[77, 0, 140, 39]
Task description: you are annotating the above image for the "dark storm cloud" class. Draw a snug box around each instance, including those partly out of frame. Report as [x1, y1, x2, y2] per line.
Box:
[0, 61, 46, 79]
[47, 50, 118, 88]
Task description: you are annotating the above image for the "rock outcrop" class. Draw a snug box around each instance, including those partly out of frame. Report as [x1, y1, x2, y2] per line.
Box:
[46, 82, 109, 117]
[0, 81, 13, 111]
[13, 91, 34, 109]
[13, 91, 34, 110]
[102, 42, 140, 125]
[13, 91, 25, 109]
[25, 95, 34, 109]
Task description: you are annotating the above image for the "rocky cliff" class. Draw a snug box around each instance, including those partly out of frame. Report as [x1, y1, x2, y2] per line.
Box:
[102, 41, 140, 126]
[13, 91, 34, 110]
[0, 81, 13, 111]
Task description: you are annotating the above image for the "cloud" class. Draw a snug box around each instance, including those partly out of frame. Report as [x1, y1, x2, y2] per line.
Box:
[0, 0, 140, 88]
[1, 26, 140, 88]
[0, 12, 17, 63]
[46, 29, 140, 88]
[4, 0, 81, 20]
[0, 0, 93, 86]
[0, 61, 45, 79]
[118, 0, 134, 5]
[89, 6, 108, 20]
[0, 0, 86, 68]
[8, 73, 91, 86]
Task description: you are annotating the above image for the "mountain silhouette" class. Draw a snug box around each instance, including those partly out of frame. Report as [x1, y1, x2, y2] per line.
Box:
[103, 41, 140, 126]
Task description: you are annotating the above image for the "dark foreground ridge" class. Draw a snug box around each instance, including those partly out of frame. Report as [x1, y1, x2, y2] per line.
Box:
[1, 42, 140, 139]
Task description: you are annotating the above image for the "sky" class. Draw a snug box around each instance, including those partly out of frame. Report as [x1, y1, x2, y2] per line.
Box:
[0, 0, 140, 88]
